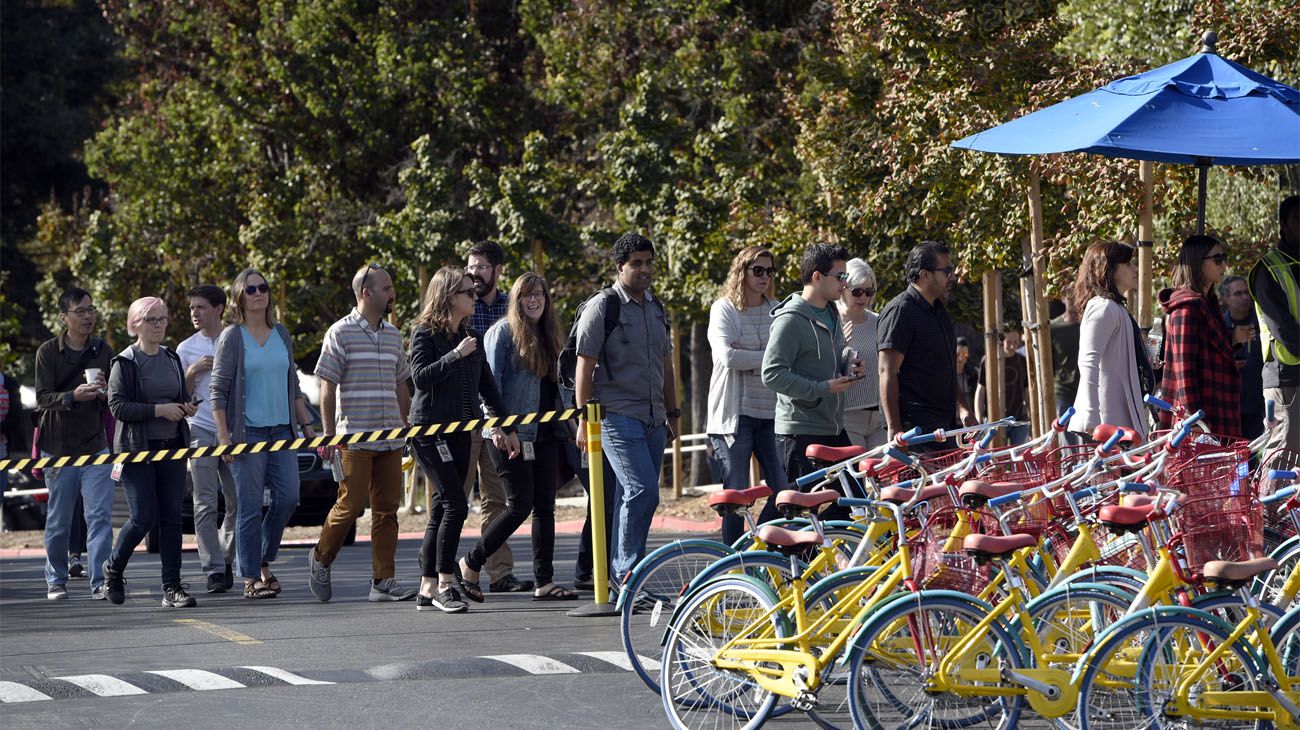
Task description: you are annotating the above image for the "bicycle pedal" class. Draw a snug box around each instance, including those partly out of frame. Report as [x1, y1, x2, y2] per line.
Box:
[792, 691, 819, 712]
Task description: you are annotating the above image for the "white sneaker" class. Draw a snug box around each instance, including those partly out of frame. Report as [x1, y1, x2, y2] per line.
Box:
[369, 577, 417, 602]
[47, 584, 69, 600]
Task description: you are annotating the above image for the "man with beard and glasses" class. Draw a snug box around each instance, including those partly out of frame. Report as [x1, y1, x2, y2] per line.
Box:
[461, 241, 531, 593]
[308, 264, 416, 603]
[878, 241, 964, 452]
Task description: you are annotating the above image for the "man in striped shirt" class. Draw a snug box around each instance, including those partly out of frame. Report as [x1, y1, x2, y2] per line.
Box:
[308, 264, 415, 603]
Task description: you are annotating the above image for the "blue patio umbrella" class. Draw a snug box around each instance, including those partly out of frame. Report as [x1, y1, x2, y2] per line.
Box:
[952, 33, 1300, 232]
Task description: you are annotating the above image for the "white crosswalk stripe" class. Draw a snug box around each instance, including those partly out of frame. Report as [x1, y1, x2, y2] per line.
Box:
[240, 666, 333, 686]
[0, 681, 52, 703]
[573, 650, 660, 671]
[55, 675, 147, 697]
[146, 669, 245, 691]
[483, 654, 580, 674]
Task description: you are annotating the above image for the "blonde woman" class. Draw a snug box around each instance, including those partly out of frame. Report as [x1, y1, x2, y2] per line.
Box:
[461, 273, 576, 601]
[104, 297, 197, 606]
[837, 258, 886, 450]
[706, 246, 787, 544]
[408, 266, 508, 613]
[211, 269, 315, 599]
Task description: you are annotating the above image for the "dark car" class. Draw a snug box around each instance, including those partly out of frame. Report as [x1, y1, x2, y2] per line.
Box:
[1, 468, 47, 533]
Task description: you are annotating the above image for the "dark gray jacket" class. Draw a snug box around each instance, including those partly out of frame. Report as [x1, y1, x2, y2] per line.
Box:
[209, 323, 305, 443]
[107, 345, 191, 454]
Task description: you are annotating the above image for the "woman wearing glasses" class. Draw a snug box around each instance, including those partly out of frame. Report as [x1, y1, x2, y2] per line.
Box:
[705, 246, 788, 544]
[103, 297, 198, 607]
[408, 266, 508, 613]
[837, 258, 886, 450]
[1156, 234, 1243, 436]
[211, 269, 316, 599]
[459, 272, 577, 601]
[1068, 242, 1153, 440]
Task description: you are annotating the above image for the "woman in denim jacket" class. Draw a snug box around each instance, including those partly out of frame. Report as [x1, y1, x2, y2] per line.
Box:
[459, 273, 577, 601]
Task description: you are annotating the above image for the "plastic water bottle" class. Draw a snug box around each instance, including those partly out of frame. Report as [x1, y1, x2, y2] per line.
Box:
[1146, 318, 1164, 367]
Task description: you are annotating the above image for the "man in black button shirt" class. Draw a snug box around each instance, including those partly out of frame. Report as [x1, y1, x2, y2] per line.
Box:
[877, 242, 966, 450]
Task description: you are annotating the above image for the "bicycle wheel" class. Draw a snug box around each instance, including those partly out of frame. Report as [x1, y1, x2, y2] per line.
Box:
[797, 566, 891, 730]
[660, 576, 787, 730]
[846, 592, 1025, 730]
[681, 550, 802, 599]
[1076, 607, 1264, 730]
[620, 540, 736, 693]
[1256, 537, 1300, 608]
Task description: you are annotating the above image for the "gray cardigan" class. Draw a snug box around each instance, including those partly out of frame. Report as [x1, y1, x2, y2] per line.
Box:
[1067, 297, 1149, 439]
[209, 323, 306, 443]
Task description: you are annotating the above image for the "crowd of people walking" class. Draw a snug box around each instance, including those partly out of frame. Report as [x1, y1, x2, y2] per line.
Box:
[19, 195, 1298, 608]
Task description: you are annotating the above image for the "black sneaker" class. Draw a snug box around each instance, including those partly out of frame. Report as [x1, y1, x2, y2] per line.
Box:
[489, 574, 534, 593]
[416, 586, 468, 614]
[223, 563, 234, 590]
[68, 556, 86, 579]
[103, 561, 126, 605]
[207, 573, 227, 594]
[162, 583, 197, 608]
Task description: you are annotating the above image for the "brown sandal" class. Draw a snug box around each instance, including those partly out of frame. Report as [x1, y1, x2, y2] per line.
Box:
[244, 580, 277, 599]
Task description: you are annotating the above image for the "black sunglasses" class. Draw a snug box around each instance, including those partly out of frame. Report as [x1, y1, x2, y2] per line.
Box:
[850, 287, 877, 298]
[1203, 252, 1228, 265]
[748, 265, 777, 278]
[925, 265, 956, 277]
[244, 282, 270, 296]
[359, 263, 384, 294]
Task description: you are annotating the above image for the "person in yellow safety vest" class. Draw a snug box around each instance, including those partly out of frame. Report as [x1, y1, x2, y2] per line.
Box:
[1250, 194, 1300, 452]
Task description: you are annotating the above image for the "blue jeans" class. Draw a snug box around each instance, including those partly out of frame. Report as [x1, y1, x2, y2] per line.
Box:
[42, 449, 114, 590]
[708, 416, 789, 544]
[230, 425, 300, 580]
[109, 441, 187, 587]
[601, 414, 667, 578]
[1007, 424, 1031, 446]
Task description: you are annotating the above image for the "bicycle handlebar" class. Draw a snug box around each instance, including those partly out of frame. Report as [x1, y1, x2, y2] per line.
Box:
[1169, 411, 1205, 448]
[1145, 395, 1173, 411]
[1262, 485, 1297, 504]
[1057, 407, 1075, 427]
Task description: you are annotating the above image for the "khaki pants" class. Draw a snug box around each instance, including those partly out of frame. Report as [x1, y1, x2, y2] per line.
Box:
[316, 447, 404, 580]
[1264, 386, 1300, 452]
[465, 430, 513, 581]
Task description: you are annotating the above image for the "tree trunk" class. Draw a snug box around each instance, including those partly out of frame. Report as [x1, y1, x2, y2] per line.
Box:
[982, 270, 1004, 445]
[689, 321, 711, 488]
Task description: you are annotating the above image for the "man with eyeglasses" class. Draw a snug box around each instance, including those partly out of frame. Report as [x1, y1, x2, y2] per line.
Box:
[762, 242, 863, 505]
[34, 287, 114, 600]
[877, 241, 963, 451]
[461, 240, 531, 593]
[306, 264, 416, 602]
[1220, 275, 1265, 439]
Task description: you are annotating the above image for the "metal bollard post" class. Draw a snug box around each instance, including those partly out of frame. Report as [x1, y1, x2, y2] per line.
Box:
[569, 399, 619, 617]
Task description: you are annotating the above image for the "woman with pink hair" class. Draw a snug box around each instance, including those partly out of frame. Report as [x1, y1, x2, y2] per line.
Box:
[103, 296, 198, 607]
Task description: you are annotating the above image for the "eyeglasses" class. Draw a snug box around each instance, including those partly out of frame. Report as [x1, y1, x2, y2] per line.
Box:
[829, 271, 849, 282]
[359, 263, 383, 293]
[244, 283, 271, 295]
[748, 265, 777, 278]
[926, 266, 956, 277]
[522, 291, 546, 301]
[1203, 252, 1228, 265]
[143, 316, 168, 326]
[466, 264, 494, 273]
[850, 287, 877, 298]
[64, 306, 97, 317]
[455, 287, 477, 299]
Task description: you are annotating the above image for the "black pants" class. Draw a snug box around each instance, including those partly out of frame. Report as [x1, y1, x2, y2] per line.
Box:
[770, 431, 852, 525]
[467, 434, 561, 586]
[411, 432, 471, 577]
[109, 437, 187, 587]
[69, 495, 87, 554]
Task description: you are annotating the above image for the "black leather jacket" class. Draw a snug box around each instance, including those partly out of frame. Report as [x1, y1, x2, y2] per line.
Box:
[408, 324, 507, 429]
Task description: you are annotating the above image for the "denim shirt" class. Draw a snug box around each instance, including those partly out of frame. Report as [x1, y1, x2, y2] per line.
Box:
[481, 319, 565, 443]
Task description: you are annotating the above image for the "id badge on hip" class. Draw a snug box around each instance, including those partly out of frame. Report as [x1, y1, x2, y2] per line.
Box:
[435, 439, 453, 463]
[522, 441, 535, 462]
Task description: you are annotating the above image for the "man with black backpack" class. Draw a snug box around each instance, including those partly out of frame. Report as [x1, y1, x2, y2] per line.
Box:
[568, 233, 679, 588]
[34, 288, 115, 601]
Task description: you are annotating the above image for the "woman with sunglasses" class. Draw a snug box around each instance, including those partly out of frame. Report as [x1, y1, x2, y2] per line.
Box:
[103, 297, 197, 607]
[1068, 242, 1153, 441]
[836, 258, 887, 450]
[705, 246, 788, 544]
[408, 266, 508, 613]
[459, 272, 577, 601]
[1156, 234, 1243, 436]
[211, 269, 316, 599]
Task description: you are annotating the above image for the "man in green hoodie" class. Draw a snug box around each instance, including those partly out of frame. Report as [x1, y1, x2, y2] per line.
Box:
[761, 243, 862, 517]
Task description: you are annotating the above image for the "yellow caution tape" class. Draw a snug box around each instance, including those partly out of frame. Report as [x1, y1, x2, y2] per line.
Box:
[0, 408, 582, 472]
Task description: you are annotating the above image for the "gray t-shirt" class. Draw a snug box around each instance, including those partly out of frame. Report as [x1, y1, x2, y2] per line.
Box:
[134, 345, 182, 440]
[574, 282, 673, 424]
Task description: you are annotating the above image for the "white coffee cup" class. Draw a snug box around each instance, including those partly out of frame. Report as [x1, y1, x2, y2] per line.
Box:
[84, 368, 103, 386]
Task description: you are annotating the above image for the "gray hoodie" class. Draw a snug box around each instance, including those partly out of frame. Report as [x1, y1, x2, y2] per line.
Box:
[762, 292, 847, 436]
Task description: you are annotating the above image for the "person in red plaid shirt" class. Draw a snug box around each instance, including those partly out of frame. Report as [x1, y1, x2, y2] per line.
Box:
[1157, 234, 1245, 436]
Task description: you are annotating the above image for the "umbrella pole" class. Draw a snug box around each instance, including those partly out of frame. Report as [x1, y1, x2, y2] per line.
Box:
[1196, 163, 1209, 235]
[1137, 161, 1155, 328]
[1026, 171, 1056, 437]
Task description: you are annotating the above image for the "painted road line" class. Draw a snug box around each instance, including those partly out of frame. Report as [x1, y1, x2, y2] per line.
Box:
[483, 654, 580, 675]
[0, 681, 52, 703]
[573, 651, 661, 672]
[174, 619, 263, 645]
[146, 669, 245, 691]
[240, 666, 333, 686]
[55, 674, 147, 697]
